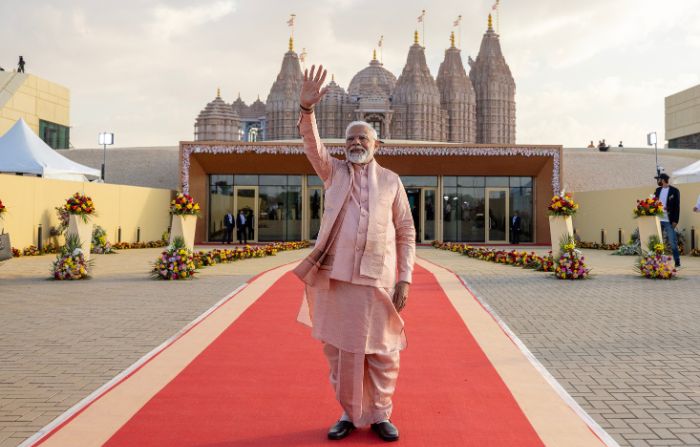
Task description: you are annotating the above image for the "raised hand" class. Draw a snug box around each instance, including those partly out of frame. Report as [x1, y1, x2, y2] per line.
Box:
[300, 64, 329, 109]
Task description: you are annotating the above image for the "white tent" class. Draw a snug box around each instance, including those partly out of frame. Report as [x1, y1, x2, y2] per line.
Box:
[0, 118, 101, 181]
[671, 159, 700, 184]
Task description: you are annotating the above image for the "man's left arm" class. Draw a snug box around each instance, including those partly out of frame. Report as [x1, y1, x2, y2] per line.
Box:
[672, 187, 681, 227]
[392, 179, 416, 312]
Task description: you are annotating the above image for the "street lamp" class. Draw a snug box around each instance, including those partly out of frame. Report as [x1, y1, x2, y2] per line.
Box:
[647, 131, 659, 177]
[98, 132, 114, 181]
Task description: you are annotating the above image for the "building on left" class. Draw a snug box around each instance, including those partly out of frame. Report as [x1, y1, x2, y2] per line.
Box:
[0, 71, 70, 149]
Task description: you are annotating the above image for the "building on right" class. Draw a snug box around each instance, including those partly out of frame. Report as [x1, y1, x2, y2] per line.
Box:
[666, 83, 700, 149]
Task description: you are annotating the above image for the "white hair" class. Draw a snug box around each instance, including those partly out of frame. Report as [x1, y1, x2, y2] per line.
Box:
[345, 121, 378, 140]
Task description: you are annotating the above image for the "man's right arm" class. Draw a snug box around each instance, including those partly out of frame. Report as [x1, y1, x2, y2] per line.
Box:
[298, 110, 333, 184]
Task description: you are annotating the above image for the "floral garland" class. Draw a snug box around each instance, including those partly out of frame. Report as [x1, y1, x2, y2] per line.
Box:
[432, 241, 555, 272]
[634, 196, 664, 217]
[170, 193, 201, 216]
[51, 234, 91, 280]
[548, 194, 578, 216]
[635, 236, 677, 279]
[64, 193, 96, 222]
[180, 144, 562, 195]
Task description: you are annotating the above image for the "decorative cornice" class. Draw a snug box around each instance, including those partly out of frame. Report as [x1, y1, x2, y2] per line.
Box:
[180, 143, 561, 195]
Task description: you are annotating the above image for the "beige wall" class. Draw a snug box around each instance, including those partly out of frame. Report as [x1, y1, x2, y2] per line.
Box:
[0, 72, 70, 137]
[573, 183, 700, 248]
[665, 84, 700, 141]
[0, 175, 173, 249]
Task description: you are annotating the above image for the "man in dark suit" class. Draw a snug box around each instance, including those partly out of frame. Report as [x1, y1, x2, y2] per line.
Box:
[510, 211, 522, 244]
[223, 211, 235, 245]
[654, 173, 681, 267]
[245, 209, 254, 241]
[236, 209, 248, 244]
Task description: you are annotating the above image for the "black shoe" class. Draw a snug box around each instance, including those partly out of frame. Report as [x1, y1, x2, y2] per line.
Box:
[327, 420, 355, 440]
[371, 421, 399, 442]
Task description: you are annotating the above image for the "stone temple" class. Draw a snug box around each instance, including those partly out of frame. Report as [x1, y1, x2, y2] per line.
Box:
[195, 15, 515, 144]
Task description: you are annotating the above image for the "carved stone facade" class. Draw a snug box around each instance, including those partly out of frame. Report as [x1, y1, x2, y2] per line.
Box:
[194, 89, 240, 141]
[469, 15, 516, 144]
[194, 16, 515, 144]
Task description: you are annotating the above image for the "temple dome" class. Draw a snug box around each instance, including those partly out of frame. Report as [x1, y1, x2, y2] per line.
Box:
[197, 94, 239, 122]
[320, 77, 348, 103]
[246, 96, 266, 118]
[195, 91, 240, 141]
[348, 55, 396, 100]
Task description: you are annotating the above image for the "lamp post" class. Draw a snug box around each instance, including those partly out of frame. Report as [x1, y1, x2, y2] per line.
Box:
[647, 131, 659, 177]
[98, 132, 114, 181]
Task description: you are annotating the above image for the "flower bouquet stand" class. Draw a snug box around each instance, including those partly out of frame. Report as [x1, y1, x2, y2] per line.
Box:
[634, 197, 664, 255]
[169, 193, 200, 252]
[547, 194, 578, 256]
[64, 193, 95, 261]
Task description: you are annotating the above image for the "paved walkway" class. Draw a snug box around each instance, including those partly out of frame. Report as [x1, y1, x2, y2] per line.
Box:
[0, 247, 309, 447]
[420, 248, 700, 447]
[1, 246, 699, 446]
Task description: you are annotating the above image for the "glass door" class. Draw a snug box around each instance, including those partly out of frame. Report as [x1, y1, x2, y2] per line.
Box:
[234, 186, 258, 243]
[421, 188, 437, 243]
[405, 188, 421, 243]
[485, 188, 508, 243]
[308, 187, 324, 240]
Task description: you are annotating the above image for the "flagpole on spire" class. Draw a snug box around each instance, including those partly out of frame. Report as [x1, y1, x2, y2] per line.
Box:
[287, 13, 296, 50]
[417, 10, 426, 47]
[491, 0, 500, 34]
[452, 14, 462, 48]
[378, 35, 384, 63]
[299, 47, 307, 70]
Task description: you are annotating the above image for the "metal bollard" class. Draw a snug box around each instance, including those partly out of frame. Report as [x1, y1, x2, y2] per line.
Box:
[37, 224, 43, 251]
[137, 227, 141, 243]
[618, 228, 622, 245]
[601, 229, 605, 245]
[118, 226, 122, 243]
[692, 226, 696, 251]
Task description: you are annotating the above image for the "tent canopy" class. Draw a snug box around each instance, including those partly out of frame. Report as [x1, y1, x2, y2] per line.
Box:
[671, 159, 700, 184]
[0, 118, 100, 181]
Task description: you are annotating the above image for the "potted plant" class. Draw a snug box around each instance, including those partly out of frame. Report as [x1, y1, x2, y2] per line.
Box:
[547, 193, 578, 256]
[169, 193, 200, 252]
[63, 193, 96, 261]
[634, 196, 664, 255]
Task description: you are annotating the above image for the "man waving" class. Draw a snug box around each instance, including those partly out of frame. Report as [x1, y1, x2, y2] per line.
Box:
[293, 65, 416, 442]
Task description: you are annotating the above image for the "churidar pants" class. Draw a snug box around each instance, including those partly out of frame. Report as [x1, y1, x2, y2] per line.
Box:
[323, 343, 400, 427]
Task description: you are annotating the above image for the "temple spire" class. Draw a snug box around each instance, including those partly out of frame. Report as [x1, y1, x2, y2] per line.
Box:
[450, 31, 455, 48]
[488, 14, 493, 31]
[414, 30, 419, 45]
[288, 36, 294, 51]
[217, 87, 221, 98]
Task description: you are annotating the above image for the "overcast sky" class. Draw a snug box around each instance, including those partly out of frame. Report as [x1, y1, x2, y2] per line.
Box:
[2, 0, 699, 148]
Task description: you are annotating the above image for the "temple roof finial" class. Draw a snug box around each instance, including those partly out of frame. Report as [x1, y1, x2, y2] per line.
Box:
[450, 31, 455, 48]
[332, 73, 335, 82]
[372, 48, 377, 60]
[414, 30, 419, 44]
[288, 36, 294, 51]
[217, 87, 221, 98]
[488, 14, 493, 31]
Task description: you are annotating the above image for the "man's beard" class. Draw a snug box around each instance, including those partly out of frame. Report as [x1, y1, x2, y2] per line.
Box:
[346, 147, 372, 164]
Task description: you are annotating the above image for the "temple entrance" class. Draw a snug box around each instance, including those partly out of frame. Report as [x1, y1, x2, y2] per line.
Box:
[485, 188, 508, 243]
[404, 188, 436, 243]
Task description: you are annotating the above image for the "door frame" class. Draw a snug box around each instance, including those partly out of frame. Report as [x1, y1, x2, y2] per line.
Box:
[485, 187, 509, 243]
[421, 187, 437, 243]
[233, 185, 259, 243]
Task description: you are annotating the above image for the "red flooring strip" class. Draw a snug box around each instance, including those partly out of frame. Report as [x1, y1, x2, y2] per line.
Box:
[103, 265, 544, 446]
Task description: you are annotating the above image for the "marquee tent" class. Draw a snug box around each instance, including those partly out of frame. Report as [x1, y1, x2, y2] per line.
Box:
[671, 159, 700, 184]
[0, 118, 100, 181]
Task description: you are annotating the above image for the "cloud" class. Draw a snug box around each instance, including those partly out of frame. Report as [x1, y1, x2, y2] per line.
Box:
[150, 1, 236, 40]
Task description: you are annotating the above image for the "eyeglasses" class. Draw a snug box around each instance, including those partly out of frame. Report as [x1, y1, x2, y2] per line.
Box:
[346, 135, 371, 143]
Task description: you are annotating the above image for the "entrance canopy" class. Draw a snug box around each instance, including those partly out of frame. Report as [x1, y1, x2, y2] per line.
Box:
[0, 118, 100, 181]
[672, 159, 700, 184]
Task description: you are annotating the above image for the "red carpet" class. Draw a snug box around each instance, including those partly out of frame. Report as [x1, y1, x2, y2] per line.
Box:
[103, 265, 544, 446]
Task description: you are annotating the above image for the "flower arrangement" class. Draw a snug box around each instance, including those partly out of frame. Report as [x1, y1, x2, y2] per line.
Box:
[64, 193, 96, 223]
[553, 236, 590, 280]
[51, 234, 91, 280]
[0, 198, 6, 219]
[548, 194, 579, 216]
[635, 235, 677, 279]
[170, 193, 201, 216]
[152, 237, 197, 280]
[634, 196, 664, 217]
[91, 226, 115, 254]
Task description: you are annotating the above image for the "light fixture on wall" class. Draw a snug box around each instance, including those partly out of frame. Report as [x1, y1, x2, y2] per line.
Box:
[98, 132, 115, 181]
